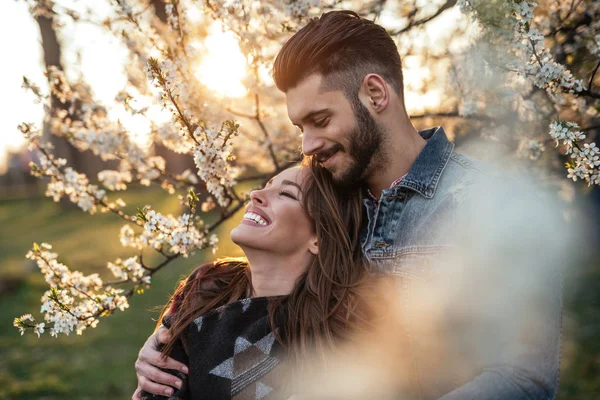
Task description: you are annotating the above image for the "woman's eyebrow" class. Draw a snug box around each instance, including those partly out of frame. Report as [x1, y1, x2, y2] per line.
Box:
[281, 179, 302, 191]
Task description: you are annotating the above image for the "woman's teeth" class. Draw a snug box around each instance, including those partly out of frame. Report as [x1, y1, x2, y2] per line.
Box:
[243, 212, 268, 226]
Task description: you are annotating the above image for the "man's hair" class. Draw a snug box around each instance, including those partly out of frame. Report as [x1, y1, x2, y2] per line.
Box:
[273, 10, 404, 100]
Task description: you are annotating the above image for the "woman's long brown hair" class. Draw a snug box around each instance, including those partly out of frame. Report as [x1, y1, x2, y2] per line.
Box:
[157, 157, 367, 360]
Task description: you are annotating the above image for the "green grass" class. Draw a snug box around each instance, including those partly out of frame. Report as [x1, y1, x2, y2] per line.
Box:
[557, 254, 600, 399]
[0, 187, 598, 399]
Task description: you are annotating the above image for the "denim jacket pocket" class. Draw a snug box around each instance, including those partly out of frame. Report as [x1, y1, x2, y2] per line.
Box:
[368, 245, 455, 277]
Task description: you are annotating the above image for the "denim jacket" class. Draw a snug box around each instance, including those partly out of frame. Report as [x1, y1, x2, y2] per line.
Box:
[360, 127, 563, 400]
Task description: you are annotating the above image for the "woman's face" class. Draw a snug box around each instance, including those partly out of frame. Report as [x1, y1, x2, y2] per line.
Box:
[230, 167, 318, 256]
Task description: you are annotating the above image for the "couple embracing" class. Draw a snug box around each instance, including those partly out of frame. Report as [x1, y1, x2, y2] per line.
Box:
[133, 10, 563, 400]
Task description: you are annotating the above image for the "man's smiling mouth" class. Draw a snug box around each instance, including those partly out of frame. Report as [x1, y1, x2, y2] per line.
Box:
[317, 146, 342, 164]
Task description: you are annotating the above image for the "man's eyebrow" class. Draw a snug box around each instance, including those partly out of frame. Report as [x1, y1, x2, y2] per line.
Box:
[281, 179, 302, 191]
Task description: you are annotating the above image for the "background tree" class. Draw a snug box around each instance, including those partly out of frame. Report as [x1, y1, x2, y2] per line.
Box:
[4, 0, 598, 397]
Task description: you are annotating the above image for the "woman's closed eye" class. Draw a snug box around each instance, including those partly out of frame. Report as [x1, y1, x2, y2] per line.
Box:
[278, 190, 298, 200]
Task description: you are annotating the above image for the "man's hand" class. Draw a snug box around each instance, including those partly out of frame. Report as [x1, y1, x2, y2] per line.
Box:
[132, 325, 189, 399]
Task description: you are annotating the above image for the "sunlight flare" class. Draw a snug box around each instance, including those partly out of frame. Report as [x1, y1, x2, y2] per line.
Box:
[196, 22, 248, 98]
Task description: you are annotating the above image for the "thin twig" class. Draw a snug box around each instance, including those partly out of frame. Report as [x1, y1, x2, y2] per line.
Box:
[582, 124, 600, 132]
[254, 94, 280, 169]
[410, 111, 495, 121]
[588, 61, 600, 92]
[389, 0, 457, 36]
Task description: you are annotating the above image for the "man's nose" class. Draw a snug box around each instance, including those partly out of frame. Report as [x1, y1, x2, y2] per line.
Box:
[301, 131, 326, 156]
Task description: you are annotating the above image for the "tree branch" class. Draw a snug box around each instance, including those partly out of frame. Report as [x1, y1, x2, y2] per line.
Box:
[544, 0, 587, 37]
[582, 124, 600, 132]
[577, 89, 600, 99]
[588, 60, 600, 92]
[254, 94, 280, 169]
[389, 0, 457, 36]
[410, 111, 495, 121]
[226, 95, 281, 169]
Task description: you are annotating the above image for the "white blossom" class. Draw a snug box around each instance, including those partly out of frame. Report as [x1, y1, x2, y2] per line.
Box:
[98, 170, 132, 191]
[108, 256, 149, 284]
[34, 323, 45, 338]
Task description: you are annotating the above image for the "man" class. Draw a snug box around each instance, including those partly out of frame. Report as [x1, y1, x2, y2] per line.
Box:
[134, 10, 562, 399]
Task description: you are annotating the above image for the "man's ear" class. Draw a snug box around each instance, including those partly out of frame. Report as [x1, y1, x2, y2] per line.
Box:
[308, 235, 319, 256]
[359, 73, 390, 113]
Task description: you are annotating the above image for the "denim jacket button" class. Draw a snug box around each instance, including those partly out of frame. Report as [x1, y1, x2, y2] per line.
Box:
[373, 241, 391, 249]
[385, 193, 406, 201]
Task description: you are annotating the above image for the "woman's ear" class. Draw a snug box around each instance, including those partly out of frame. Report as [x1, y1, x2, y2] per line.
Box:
[308, 235, 319, 256]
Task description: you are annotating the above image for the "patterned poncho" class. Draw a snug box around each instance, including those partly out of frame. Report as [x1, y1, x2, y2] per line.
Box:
[141, 270, 287, 400]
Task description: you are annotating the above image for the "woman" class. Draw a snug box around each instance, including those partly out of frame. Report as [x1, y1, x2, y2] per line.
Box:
[138, 159, 369, 399]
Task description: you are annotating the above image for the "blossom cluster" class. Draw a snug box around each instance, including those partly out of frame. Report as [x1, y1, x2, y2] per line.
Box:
[20, 123, 109, 214]
[23, 67, 197, 196]
[458, 0, 599, 186]
[13, 243, 131, 338]
[192, 122, 241, 206]
[550, 121, 600, 185]
[122, 206, 212, 257]
[459, 1, 584, 96]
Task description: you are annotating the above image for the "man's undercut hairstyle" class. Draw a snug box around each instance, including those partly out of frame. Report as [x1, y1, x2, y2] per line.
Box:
[273, 10, 404, 101]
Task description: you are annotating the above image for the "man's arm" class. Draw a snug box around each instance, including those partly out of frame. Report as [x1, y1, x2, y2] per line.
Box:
[132, 323, 189, 399]
[132, 264, 211, 399]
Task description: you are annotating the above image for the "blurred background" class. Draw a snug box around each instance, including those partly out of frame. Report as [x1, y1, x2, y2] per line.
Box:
[1, 0, 599, 398]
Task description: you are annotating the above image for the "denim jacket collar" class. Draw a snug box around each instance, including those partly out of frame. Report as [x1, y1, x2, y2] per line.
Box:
[392, 126, 454, 199]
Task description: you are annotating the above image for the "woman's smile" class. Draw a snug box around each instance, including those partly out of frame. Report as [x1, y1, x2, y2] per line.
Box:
[241, 211, 270, 226]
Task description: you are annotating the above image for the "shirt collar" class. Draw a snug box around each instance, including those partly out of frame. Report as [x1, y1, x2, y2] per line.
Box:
[366, 173, 407, 201]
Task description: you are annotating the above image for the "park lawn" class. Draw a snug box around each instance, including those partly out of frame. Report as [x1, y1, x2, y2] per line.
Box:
[557, 255, 600, 399]
[0, 186, 246, 399]
[0, 186, 598, 399]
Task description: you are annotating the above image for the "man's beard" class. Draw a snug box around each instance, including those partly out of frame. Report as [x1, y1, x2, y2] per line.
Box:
[332, 99, 387, 187]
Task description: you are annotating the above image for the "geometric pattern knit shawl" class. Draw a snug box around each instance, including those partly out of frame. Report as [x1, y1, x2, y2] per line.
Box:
[141, 296, 286, 400]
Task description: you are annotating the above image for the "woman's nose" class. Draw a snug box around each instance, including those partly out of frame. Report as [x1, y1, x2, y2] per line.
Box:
[249, 189, 267, 205]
